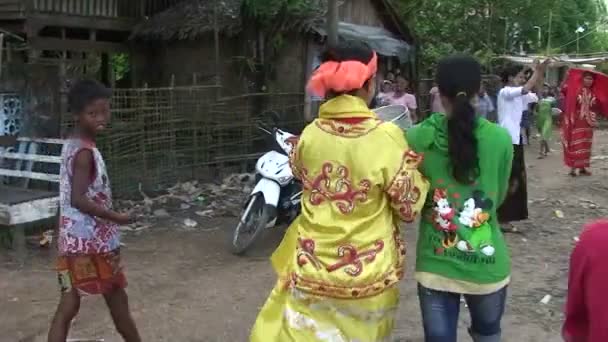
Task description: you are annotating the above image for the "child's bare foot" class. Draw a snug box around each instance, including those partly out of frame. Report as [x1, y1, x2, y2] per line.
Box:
[48, 290, 81, 342]
[579, 169, 592, 176]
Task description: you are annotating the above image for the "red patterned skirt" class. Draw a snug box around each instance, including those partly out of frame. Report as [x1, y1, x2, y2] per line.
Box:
[563, 119, 594, 169]
[56, 250, 127, 296]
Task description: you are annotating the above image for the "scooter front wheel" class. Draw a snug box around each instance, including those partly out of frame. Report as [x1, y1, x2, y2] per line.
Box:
[231, 193, 271, 255]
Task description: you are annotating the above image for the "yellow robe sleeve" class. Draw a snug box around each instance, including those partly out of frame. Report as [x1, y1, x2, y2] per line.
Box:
[381, 124, 430, 222]
[270, 134, 302, 279]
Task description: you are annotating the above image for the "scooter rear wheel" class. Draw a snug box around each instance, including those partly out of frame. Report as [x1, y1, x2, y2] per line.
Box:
[231, 193, 271, 255]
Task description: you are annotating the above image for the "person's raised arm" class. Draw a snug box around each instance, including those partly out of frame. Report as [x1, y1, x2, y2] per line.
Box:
[71, 149, 131, 225]
[523, 59, 550, 93]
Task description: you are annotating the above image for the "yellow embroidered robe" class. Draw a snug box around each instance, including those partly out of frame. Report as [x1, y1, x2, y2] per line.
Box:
[250, 95, 429, 342]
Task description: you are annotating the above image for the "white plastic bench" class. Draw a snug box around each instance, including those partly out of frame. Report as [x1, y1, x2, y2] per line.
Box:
[0, 137, 64, 261]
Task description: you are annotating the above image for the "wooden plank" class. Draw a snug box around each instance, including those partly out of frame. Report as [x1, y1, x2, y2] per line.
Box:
[0, 11, 25, 20]
[28, 12, 137, 31]
[21, 141, 38, 188]
[0, 196, 59, 225]
[0, 152, 61, 164]
[13, 141, 30, 187]
[29, 36, 128, 53]
[0, 5, 22, 11]
[17, 137, 65, 145]
[0, 203, 9, 224]
[0, 169, 60, 182]
[0, 185, 56, 205]
[0, 135, 17, 146]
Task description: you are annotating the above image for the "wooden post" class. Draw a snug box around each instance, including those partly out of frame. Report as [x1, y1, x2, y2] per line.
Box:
[192, 86, 198, 179]
[168, 75, 177, 180]
[503, 18, 509, 54]
[109, 56, 116, 88]
[213, 0, 222, 96]
[101, 53, 110, 86]
[303, 40, 315, 122]
[546, 10, 553, 55]
[13, 225, 26, 265]
[138, 88, 149, 190]
[87, 29, 98, 78]
[0, 34, 4, 80]
[327, 0, 339, 46]
[59, 28, 68, 137]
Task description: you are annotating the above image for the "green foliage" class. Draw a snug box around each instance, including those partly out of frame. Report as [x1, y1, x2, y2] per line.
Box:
[240, 0, 323, 91]
[393, 0, 608, 73]
[241, 0, 322, 30]
[110, 53, 130, 82]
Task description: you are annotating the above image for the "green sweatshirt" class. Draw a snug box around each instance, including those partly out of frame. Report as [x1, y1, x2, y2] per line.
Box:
[406, 113, 513, 284]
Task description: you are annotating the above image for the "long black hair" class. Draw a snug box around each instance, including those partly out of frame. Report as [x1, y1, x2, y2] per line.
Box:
[436, 55, 481, 184]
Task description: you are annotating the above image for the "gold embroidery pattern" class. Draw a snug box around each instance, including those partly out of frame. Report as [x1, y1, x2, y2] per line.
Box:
[286, 136, 303, 180]
[315, 119, 382, 138]
[289, 231, 405, 299]
[386, 150, 424, 222]
[297, 238, 322, 270]
[301, 163, 372, 214]
[326, 241, 385, 276]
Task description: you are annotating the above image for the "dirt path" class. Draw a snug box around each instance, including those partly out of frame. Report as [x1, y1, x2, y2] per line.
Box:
[2, 130, 608, 342]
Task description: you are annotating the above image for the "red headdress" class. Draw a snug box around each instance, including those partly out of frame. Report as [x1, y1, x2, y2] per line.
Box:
[562, 68, 608, 119]
[307, 52, 378, 98]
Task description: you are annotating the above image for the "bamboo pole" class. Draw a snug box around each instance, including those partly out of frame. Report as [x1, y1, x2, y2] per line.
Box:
[546, 10, 553, 55]
[327, 0, 338, 46]
[213, 0, 221, 96]
[0, 34, 4, 80]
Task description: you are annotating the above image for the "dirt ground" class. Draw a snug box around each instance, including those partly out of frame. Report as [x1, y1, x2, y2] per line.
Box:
[2, 129, 608, 342]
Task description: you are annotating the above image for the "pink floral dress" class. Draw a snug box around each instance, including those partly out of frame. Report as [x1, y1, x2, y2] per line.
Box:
[58, 138, 120, 255]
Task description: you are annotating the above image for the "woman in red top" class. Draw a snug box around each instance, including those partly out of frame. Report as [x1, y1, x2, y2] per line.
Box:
[563, 219, 608, 341]
[561, 70, 608, 176]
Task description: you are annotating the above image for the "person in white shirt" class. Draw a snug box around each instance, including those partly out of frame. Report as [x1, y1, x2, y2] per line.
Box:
[496, 60, 549, 231]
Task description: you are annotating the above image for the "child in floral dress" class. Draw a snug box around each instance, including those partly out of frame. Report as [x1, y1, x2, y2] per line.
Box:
[47, 80, 141, 342]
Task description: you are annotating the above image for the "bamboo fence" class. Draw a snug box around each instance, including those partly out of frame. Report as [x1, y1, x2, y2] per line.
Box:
[61, 86, 305, 197]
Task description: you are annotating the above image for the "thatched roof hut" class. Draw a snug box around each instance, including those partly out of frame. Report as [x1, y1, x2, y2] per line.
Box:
[131, 0, 243, 40]
[131, 0, 327, 41]
[131, 0, 413, 45]
[129, 0, 415, 93]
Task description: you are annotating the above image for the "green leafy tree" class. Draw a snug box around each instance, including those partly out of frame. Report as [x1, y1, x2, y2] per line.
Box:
[394, 0, 607, 73]
[111, 53, 130, 82]
[240, 0, 323, 91]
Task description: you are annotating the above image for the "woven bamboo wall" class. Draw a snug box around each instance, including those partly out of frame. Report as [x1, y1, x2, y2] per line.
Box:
[61, 87, 305, 197]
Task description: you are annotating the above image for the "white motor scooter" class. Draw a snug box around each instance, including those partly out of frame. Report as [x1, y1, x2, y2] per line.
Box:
[231, 123, 301, 255]
[231, 104, 410, 255]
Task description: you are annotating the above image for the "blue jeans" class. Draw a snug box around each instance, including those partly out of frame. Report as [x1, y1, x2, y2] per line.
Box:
[418, 284, 507, 342]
